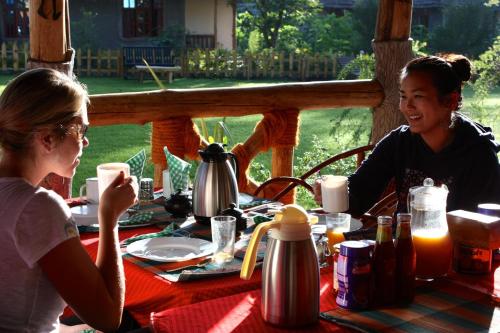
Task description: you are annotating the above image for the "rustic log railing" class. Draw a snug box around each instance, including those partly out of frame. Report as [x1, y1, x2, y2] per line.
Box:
[89, 79, 384, 203]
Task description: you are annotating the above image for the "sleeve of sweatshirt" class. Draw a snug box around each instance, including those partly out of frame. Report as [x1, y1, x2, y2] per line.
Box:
[457, 144, 500, 211]
[347, 131, 398, 216]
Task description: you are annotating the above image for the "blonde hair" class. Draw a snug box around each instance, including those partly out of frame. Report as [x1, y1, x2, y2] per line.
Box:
[0, 68, 88, 152]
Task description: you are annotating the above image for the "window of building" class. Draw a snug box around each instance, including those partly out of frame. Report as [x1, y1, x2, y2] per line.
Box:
[122, 0, 162, 38]
[2, 0, 29, 38]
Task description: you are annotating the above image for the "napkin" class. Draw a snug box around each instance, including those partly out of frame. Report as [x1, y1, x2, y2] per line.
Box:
[119, 211, 154, 226]
[122, 223, 177, 245]
[163, 146, 191, 192]
[125, 149, 147, 181]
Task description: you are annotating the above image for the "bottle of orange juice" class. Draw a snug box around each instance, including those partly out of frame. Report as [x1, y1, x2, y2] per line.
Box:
[409, 178, 452, 280]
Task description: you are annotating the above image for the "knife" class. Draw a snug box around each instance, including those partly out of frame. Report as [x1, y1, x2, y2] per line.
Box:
[165, 257, 212, 273]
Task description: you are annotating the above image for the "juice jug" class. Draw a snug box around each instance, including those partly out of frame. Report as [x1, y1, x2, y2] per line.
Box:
[410, 178, 453, 280]
[240, 204, 319, 328]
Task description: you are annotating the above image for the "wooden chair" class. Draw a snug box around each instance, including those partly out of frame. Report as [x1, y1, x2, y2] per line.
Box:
[253, 144, 397, 228]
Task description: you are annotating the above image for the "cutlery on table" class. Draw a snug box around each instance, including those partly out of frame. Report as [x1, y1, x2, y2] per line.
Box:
[165, 257, 212, 273]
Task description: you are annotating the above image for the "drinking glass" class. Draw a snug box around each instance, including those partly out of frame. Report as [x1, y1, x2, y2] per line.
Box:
[211, 216, 236, 265]
[325, 213, 351, 253]
[97, 163, 130, 199]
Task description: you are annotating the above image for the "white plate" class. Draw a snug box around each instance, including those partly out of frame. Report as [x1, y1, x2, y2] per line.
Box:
[126, 237, 213, 262]
[71, 204, 128, 226]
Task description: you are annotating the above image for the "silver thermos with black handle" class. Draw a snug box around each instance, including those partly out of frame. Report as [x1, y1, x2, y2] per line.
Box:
[192, 143, 239, 225]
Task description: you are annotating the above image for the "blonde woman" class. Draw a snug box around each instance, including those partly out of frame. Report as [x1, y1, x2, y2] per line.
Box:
[0, 68, 137, 332]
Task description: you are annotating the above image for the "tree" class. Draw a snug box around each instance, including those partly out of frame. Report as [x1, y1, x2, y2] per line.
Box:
[238, 0, 321, 49]
[302, 12, 355, 54]
[350, 0, 378, 53]
[429, 2, 496, 57]
[71, 9, 98, 50]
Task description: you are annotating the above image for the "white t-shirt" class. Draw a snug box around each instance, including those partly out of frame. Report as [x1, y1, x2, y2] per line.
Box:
[0, 178, 79, 332]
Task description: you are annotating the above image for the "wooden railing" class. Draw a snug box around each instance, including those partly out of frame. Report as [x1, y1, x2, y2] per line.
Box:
[89, 79, 384, 203]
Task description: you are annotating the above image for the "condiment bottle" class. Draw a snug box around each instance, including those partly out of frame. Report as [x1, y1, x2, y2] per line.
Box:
[336, 241, 371, 310]
[394, 213, 416, 304]
[371, 215, 396, 307]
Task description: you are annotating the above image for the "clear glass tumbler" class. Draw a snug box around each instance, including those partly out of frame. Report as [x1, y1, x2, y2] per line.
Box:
[210, 215, 236, 265]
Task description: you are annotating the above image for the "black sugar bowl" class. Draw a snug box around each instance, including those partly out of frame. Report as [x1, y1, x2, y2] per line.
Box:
[221, 203, 248, 231]
[164, 190, 192, 218]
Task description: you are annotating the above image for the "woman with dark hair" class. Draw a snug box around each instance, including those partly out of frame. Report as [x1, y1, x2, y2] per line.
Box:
[317, 54, 500, 215]
[0, 68, 137, 332]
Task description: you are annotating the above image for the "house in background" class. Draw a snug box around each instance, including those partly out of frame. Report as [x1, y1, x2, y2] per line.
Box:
[322, 0, 499, 31]
[0, 0, 236, 50]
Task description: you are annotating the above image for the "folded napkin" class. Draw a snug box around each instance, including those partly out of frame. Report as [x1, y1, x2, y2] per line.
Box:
[163, 146, 191, 192]
[122, 223, 177, 246]
[118, 211, 154, 226]
[125, 149, 147, 181]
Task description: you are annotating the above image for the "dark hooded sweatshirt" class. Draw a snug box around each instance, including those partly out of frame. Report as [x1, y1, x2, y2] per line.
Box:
[348, 114, 500, 216]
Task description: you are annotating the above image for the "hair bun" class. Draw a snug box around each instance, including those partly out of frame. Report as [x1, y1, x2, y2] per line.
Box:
[440, 53, 472, 83]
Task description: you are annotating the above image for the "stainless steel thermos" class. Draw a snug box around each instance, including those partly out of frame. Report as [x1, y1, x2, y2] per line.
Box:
[241, 205, 320, 328]
[192, 143, 239, 224]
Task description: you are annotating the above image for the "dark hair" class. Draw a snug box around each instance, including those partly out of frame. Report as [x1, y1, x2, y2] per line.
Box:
[401, 54, 472, 110]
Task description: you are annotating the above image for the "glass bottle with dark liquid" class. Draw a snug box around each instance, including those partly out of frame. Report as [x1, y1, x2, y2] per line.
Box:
[395, 213, 416, 304]
[371, 216, 396, 306]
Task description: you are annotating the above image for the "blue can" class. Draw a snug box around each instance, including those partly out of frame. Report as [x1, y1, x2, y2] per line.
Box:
[336, 240, 371, 310]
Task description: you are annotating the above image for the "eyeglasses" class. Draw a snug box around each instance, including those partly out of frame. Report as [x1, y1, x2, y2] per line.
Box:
[59, 123, 89, 141]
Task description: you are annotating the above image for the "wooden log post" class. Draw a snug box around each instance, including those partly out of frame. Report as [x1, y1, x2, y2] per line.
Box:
[28, 0, 74, 198]
[150, 117, 207, 189]
[371, 0, 414, 143]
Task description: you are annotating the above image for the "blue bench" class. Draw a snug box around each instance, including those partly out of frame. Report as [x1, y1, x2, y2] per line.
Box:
[123, 46, 180, 83]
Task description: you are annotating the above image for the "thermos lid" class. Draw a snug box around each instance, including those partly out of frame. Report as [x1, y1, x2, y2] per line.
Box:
[199, 143, 228, 162]
[340, 240, 371, 258]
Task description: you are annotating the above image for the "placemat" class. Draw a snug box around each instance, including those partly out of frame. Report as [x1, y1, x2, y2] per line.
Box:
[122, 232, 266, 283]
[320, 279, 500, 333]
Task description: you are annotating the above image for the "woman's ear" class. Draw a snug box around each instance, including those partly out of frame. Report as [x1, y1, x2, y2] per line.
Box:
[444, 92, 460, 110]
[35, 130, 57, 153]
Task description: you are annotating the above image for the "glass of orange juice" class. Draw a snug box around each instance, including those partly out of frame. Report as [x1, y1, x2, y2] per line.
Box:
[325, 213, 351, 252]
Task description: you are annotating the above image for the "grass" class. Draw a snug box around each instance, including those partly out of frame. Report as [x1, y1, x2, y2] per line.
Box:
[0, 75, 498, 197]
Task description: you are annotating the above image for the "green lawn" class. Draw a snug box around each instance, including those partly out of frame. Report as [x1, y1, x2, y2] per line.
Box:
[0, 75, 498, 198]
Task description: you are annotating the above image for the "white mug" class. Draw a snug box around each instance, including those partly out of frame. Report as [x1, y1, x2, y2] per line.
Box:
[321, 175, 349, 213]
[97, 163, 130, 199]
[79, 177, 99, 204]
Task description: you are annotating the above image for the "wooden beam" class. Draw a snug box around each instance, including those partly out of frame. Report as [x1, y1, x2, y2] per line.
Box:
[88, 80, 384, 126]
[29, 0, 68, 62]
[375, 0, 413, 42]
